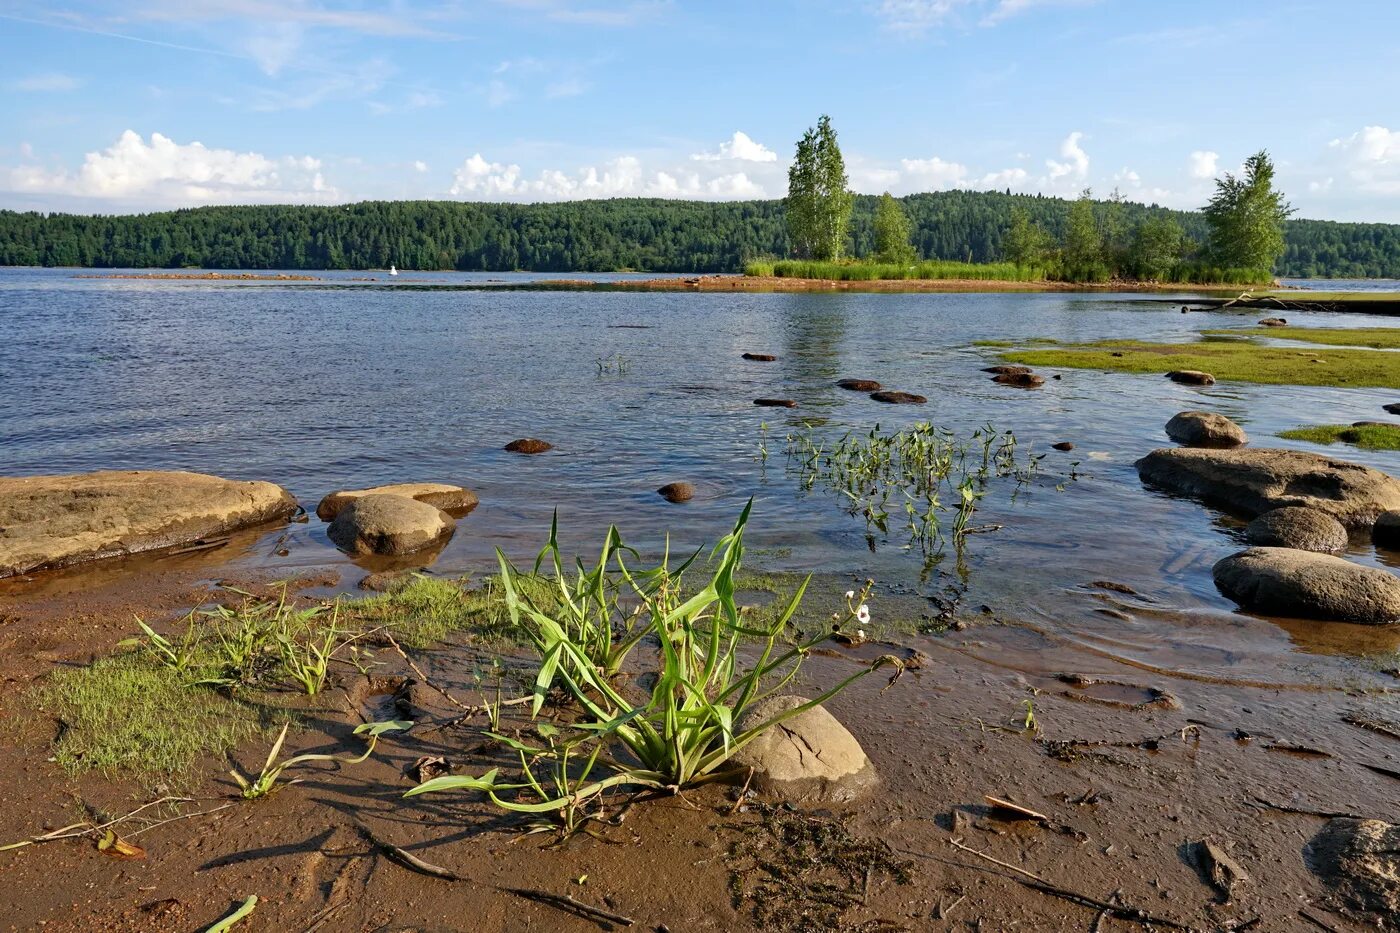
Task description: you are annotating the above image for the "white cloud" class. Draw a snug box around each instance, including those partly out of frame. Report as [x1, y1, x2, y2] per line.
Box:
[1308, 177, 1333, 193]
[9, 72, 84, 92]
[1188, 149, 1219, 179]
[1112, 167, 1140, 185]
[413, 160, 429, 173]
[244, 22, 303, 76]
[449, 152, 768, 201]
[979, 167, 1029, 188]
[1328, 126, 1400, 195]
[545, 78, 589, 98]
[876, 0, 1095, 33]
[4, 131, 337, 207]
[899, 155, 969, 188]
[1045, 130, 1089, 180]
[691, 131, 778, 163]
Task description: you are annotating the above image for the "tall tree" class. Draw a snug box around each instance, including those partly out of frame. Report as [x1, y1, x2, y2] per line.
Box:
[1061, 188, 1105, 281]
[1002, 204, 1051, 268]
[872, 192, 915, 264]
[786, 115, 853, 260]
[1125, 216, 1187, 281]
[1203, 150, 1293, 273]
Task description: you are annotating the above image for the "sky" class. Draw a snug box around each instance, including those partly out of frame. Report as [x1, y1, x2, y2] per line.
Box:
[2, 0, 1399, 221]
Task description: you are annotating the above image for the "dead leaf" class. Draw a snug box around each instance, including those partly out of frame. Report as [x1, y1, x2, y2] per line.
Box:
[97, 829, 146, 860]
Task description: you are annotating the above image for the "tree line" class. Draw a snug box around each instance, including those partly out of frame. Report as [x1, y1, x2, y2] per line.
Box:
[0, 186, 1396, 278]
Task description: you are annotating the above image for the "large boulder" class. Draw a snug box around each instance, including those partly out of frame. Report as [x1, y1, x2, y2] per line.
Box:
[729, 695, 877, 803]
[1308, 819, 1400, 920]
[326, 494, 455, 556]
[0, 470, 296, 579]
[316, 483, 477, 522]
[1245, 507, 1348, 553]
[1165, 411, 1248, 448]
[1136, 447, 1400, 528]
[1213, 548, 1400, 624]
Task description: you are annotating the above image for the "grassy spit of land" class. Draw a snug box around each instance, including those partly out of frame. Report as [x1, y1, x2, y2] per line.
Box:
[1278, 423, 1400, 450]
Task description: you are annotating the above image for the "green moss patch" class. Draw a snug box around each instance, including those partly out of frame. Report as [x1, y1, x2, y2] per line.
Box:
[1203, 326, 1400, 349]
[1279, 423, 1400, 451]
[1003, 339, 1400, 387]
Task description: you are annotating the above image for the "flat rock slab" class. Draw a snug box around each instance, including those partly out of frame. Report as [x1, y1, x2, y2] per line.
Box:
[1213, 547, 1400, 624]
[742, 353, 777, 361]
[837, 378, 881, 391]
[317, 482, 478, 522]
[870, 390, 927, 404]
[326, 494, 455, 556]
[1136, 447, 1400, 528]
[730, 695, 877, 803]
[0, 470, 296, 579]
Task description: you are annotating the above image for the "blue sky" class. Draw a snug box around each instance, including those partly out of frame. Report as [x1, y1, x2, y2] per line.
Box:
[2, 0, 1399, 220]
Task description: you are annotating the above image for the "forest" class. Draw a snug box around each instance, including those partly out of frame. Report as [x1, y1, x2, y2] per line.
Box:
[0, 190, 1396, 278]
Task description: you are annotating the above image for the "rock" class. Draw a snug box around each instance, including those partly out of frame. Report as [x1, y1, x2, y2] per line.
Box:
[326, 494, 454, 556]
[1052, 442, 1075, 451]
[317, 483, 477, 522]
[1165, 411, 1248, 448]
[1213, 547, 1400, 624]
[742, 352, 777, 362]
[1166, 370, 1216, 385]
[729, 695, 877, 802]
[753, 398, 797, 408]
[657, 482, 695, 503]
[837, 378, 881, 391]
[992, 372, 1044, 388]
[1353, 421, 1400, 429]
[504, 438, 552, 454]
[1384, 403, 1400, 416]
[1258, 317, 1288, 326]
[1308, 819, 1400, 919]
[1136, 447, 1400, 528]
[0, 470, 297, 579]
[1245, 507, 1348, 553]
[1374, 511, 1400, 549]
[982, 365, 1032, 375]
[869, 390, 927, 404]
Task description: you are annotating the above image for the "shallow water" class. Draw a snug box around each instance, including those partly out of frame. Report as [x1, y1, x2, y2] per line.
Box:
[4, 267, 1400, 689]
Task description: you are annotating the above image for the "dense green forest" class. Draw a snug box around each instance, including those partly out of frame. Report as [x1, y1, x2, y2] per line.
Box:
[1, 191, 1397, 277]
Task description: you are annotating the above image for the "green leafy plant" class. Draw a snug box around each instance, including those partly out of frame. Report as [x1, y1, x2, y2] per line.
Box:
[121, 617, 198, 674]
[232, 719, 410, 799]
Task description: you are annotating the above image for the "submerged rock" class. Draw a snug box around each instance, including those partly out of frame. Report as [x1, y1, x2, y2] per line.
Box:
[317, 482, 478, 522]
[1052, 442, 1075, 451]
[1384, 402, 1400, 416]
[1166, 370, 1215, 385]
[992, 372, 1044, 388]
[1165, 411, 1248, 448]
[837, 378, 881, 391]
[657, 482, 695, 503]
[1308, 819, 1400, 919]
[1374, 511, 1400, 549]
[753, 398, 797, 408]
[1213, 547, 1400, 624]
[504, 438, 552, 454]
[742, 352, 777, 362]
[327, 494, 455, 557]
[1258, 317, 1288, 327]
[1135, 447, 1400, 528]
[359, 570, 414, 592]
[730, 695, 877, 803]
[1245, 507, 1348, 553]
[982, 365, 1032, 376]
[870, 390, 927, 404]
[0, 470, 297, 579]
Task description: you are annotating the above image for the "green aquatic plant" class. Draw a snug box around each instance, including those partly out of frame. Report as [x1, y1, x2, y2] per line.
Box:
[231, 719, 410, 800]
[781, 422, 1048, 557]
[406, 506, 899, 825]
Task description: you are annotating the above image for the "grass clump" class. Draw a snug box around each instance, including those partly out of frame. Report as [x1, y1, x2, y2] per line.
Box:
[1202, 326, 1400, 349]
[1004, 339, 1400, 387]
[1279, 423, 1400, 451]
[38, 657, 276, 776]
[758, 258, 1044, 282]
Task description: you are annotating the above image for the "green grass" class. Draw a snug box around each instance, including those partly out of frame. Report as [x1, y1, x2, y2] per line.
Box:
[1003, 339, 1400, 387]
[1279, 423, 1400, 450]
[38, 657, 277, 777]
[749, 259, 1045, 282]
[1202, 326, 1400, 349]
[973, 337, 1060, 348]
[339, 574, 550, 649]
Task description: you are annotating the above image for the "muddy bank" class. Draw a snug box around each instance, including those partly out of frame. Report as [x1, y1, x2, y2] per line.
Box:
[1, 556, 1398, 931]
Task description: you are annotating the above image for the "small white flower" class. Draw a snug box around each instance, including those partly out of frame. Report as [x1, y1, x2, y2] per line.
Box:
[844, 590, 855, 600]
[857, 629, 866, 639]
[856, 604, 871, 624]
